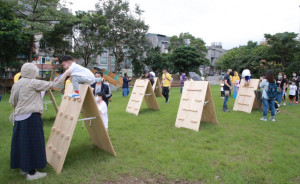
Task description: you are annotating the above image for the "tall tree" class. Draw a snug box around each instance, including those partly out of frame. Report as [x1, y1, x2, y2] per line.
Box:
[168, 46, 208, 73]
[72, 11, 108, 67]
[264, 32, 300, 70]
[3, 0, 68, 62]
[96, 0, 149, 72]
[0, 1, 29, 74]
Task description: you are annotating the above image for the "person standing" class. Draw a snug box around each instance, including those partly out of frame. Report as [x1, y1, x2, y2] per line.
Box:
[122, 73, 131, 97]
[162, 68, 172, 103]
[90, 71, 112, 106]
[95, 92, 109, 131]
[288, 81, 298, 105]
[290, 71, 300, 104]
[276, 72, 287, 105]
[259, 70, 276, 122]
[9, 63, 63, 180]
[222, 69, 233, 112]
[231, 71, 240, 98]
[180, 72, 188, 94]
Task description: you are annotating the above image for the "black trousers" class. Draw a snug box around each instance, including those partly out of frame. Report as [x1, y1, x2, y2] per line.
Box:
[162, 87, 169, 102]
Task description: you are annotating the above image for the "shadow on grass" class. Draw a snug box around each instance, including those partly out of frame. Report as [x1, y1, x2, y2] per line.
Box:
[138, 108, 159, 115]
[62, 142, 115, 171]
[199, 121, 218, 129]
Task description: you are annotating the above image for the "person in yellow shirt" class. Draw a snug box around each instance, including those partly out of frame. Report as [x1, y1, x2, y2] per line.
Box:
[162, 68, 172, 103]
[231, 71, 240, 97]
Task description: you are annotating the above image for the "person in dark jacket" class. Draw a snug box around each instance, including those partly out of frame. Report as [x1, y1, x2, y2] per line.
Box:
[90, 71, 112, 106]
[122, 73, 131, 97]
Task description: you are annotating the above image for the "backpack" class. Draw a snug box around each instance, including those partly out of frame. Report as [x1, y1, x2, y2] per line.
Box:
[266, 82, 277, 99]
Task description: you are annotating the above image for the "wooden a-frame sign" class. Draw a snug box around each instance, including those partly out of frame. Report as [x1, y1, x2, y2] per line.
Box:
[126, 79, 160, 116]
[233, 79, 260, 113]
[175, 81, 218, 131]
[46, 84, 116, 174]
[152, 77, 163, 97]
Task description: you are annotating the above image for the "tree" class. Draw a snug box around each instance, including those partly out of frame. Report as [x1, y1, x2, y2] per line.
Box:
[168, 46, 208, 73]
[42, 13, 74, 57]
[96, 0, 149, 72]
[3, 0, 69, 62]
[72, 11, 108, 67]
[264, 32, 300, 71]
[0, 1, 29, 74]
[217, 41, 281, 77]
[168, 32, 207, 54]
[143, 47, 168, 75]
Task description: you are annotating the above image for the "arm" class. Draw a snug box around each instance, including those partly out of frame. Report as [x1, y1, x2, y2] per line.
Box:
[54, 69, 72, 82]
[105, 85, 112, 99]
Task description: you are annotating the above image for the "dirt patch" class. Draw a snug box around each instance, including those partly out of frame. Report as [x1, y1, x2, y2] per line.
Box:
[100, 175, 203, 184]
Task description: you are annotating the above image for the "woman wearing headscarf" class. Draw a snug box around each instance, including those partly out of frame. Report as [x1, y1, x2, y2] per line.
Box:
[9, 63, 64, 180]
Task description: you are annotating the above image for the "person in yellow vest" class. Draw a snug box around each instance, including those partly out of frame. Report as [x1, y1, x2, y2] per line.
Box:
[14, 72, 21, 83]
[162, 68, 172, 103]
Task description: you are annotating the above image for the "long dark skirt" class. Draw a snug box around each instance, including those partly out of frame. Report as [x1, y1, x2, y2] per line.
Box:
[11, 113, 47, 172]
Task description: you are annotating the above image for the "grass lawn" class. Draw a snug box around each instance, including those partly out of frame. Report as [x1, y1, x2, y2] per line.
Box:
[0, 85, 300, 184]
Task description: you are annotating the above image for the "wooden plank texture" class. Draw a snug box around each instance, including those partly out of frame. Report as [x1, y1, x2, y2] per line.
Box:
[233, 79, 260, 113]
[46, 84, 116, 174]
[152, 77, 163, 97]
[175, 81, 218, 132]
[126, 79, 160, 115]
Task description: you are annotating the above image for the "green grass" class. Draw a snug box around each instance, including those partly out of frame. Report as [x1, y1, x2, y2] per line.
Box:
[1, 85, 300, 183]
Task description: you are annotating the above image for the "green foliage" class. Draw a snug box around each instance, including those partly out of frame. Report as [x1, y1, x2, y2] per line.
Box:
[3, 0, 70, 62]
[217, 41, 283, 77]
[0, 1, 29, 74]
[96, 0, 149, 72]
[168, 32, 207, 53]
[168, 46, 208, 73]
[142, 47, 168, 75]
[264, 32, 300, 74]
[72, 11, 108, 67]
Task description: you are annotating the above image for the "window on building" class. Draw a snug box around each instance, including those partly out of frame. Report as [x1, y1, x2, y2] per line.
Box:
[101, 57, 107, 64]
[111, 57, 115, 64]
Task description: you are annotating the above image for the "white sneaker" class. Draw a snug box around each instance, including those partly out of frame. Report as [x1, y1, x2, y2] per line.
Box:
[26, 171, 47, 180]
[283, 102, 286, 106]
[67, 93, 80, 98]
[19, 169, 27, 176]
[260, 117, 267, 121]
[268, 117, 276, 122]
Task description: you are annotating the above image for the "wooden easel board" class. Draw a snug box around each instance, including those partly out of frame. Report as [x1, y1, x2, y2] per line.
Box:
[175, 81, 218, 132]
[233, 79, 260, 113]
[46, 84, 116, 174]
[126, 79, 160, 116]
[152, 77, 163, 97]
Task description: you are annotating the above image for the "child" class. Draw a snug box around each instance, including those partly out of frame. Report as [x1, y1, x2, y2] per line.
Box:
[242, 69, 251, 86]
[220, 80, 225, 98]
[289, 82, 297, 105]
[57, 55, 95, 98]
[95, 92, 108, 131]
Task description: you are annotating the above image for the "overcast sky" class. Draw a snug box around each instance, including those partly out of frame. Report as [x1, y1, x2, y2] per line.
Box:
[69, 0, 300, 50]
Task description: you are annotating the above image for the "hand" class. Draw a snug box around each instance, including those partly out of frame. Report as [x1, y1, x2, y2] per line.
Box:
[168, 86, 171, 90]
[230, 86, 233, 90]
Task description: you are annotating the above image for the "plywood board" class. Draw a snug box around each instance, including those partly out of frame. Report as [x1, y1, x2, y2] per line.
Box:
[126, 79, 160, 116]
[101, 69, 123, 87]
[46, 84, 116, 174]
[175, 81, 218, 132]
[48, 90, 59, 113]
[233, 79, 260, 113]
[152, 77, 163, 97]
